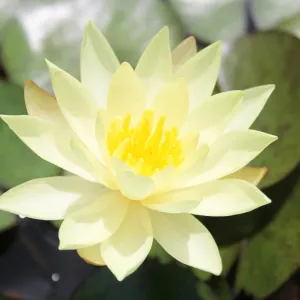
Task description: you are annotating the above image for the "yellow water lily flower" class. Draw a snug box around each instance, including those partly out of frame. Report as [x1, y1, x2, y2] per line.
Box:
[0, 21, 277, 281]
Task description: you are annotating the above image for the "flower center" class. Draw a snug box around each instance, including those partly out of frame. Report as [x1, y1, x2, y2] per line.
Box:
[106, 110, 184, 176]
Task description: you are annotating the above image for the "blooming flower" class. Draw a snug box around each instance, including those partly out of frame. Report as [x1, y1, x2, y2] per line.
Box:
[0, 21, 277, 281]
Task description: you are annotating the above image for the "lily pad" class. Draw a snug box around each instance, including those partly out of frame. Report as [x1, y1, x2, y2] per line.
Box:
[72, 260, 199, 300]
[0, 81, 60, 187]
[0, 210, 16, 232]
[169, 0, 245, 42]
[197, 279, 231, 300]
[220, 31, 300, 187]
[2, 0, 183, 89]
[236, 174, 300, 298]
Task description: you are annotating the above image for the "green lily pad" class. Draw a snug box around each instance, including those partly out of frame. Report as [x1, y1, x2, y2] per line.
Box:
[0, 81, 60, 187]
[251, 0, 300, 30]
[0, 210, 16, 232]
[220, 31, 300, 187]
[2, 0, 183, 89]
[72, 260, 199, 300]
[197, 279, 231, 300]
[236, 174, 300, 298]
[169, 0, 245, 42]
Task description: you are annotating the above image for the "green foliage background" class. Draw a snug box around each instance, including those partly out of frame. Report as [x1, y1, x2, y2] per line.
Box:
[0, 0, 300, 299]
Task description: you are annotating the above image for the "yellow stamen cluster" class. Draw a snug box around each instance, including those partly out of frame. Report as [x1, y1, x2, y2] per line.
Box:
[107, 110, 184, 176]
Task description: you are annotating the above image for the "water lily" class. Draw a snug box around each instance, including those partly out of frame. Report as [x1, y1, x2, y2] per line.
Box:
[0, 21, 277, 281]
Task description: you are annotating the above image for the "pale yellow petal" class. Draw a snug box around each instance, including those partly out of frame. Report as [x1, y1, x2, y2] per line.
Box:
[111, 157, 155, 200]
[70, 136, 116, 188]
[143, 197, 198, 214]
[223, 167, 268, 185]
[81, 21, 119, 107]
[227, 85, 275, 131]
[59, 191, 128, 249]
[150, 211, 221, 275]
[189, 179, 271, 216]
[188, 130, 277, 185]
[172, 36, 197, 71]
[95, 109, 110, 166]
[101, 202, 153, 281]
[135, 27, 173, 103]
[24, 80, 66, 125]
[1, 115, 97, 182]
[152, 78, 189, 128]
[180, 131, 200, 156]
[145, 179, 270, 216]
[151, 166, 176, 194]
[0, 176, 102, 220]
[77, 244, 105, 266]
[82, 21, 119, 73]
[183, 91, 243, 144]
[176, 41, 222, 111]
[46, 60, 104, 163]
[177, 142, 209, 174]
[107, 62, 146, 122]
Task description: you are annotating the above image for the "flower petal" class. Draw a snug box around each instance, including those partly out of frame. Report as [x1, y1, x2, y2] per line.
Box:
[227, 85, 275, 131]
[112, 157, 155, 200]
[70, 136, 115, 188]
[0, 176, 102, 220]
[95, 109, 110, 165]
[107, 62, 146, 122]
[59, 191, 129, 249]
[135, 27, 173, 103]
[101, 202, 153, 281]
[46, 60, 103, 163]
[1, 115, 98, 182]
[81, 21, 119, 108]
[146, 179, 270, 216]
[152, 78, 189, 128]
[223, 167, 268, 185]
[182, 91, 243, 144]
[77, 244, 105, 266]
[189, 179, 271, 216]
[149, 211, 221, 275]
[176, 41, 222, 111]
[152, 166, 175, 194]
[24, 80, 66, 125]
[172, 36, 197, 71]
[189, 130, 277, 185]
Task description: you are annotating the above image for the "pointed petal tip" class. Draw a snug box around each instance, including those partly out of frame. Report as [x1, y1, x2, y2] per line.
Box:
[156, 26, 170, 40]
[212, 40, 222, 49]
[187, 36, 196, 42]
[120, 61, 132, 69]
[24, 79, 35, 88]
[45, 59, 58, 70]
[85, 20, 94, 28]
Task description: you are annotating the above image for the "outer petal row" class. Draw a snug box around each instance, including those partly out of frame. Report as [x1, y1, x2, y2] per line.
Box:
[0, 176, 102, 220]
[144, 179, 270, 217]
[78, 207, 222, 280]
[182, 130, 277, 186]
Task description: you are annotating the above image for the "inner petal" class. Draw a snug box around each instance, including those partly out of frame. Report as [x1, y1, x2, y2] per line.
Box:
[106, 110, 185, 176]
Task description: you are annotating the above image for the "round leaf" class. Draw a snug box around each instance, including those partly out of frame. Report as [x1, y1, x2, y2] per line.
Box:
[220, 31, 300, 187]
[169, 0, 245, 42]
[236, 175, 300, 298]
[0, 211, 16, 232]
